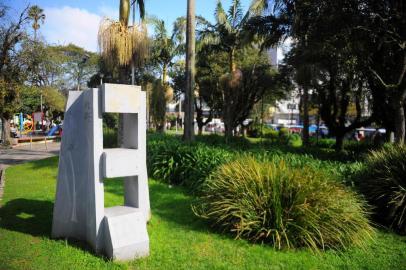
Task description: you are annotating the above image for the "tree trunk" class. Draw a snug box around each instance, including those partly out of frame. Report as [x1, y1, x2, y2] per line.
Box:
[162, 63, 167, 85]
[120, 0, 130, 26]
[198, 126, 203, 135]
[302, 85, 310, 146]
[335, 133, 344, 151]
[229, 49, 236, 72]
[394, 99, 405, 145]
[224, 112, 233, 142]
[1, 117, 11, 147]
[183, 0, 195, 142]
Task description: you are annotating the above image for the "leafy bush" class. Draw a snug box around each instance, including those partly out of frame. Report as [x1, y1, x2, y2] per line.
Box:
[288, 133, 302, 147]
[279, 127, 290, 144]
[263, 128, 279, 142]
[103, 127, 117, 148]
[147, 133, 362, 189]
[358, 145, 406, 234]
[148, 138, 233, 191]
[194, 157, 375, 251]
[310, 138, 336, 149]
[247, 122, 261, 138]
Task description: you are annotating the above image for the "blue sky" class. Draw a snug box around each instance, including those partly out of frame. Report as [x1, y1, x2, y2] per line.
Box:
[6, 0, 252, 52]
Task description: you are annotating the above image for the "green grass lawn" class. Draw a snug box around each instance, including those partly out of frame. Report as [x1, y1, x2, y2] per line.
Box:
[0, 157, 405, 270]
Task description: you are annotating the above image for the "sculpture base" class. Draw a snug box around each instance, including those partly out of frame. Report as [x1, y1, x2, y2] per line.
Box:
[103, 206, 149, 261]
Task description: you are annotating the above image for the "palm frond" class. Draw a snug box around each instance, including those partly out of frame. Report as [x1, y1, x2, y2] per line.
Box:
[228, 0, 243, 28]
[249, 0, 269, 16]
[172, 16, 186, 43]
[215, 0, 233, 33]
[131, 0, 145, 20]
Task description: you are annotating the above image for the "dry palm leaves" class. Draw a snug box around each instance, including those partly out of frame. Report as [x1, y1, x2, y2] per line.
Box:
[98, 18, 149, 67]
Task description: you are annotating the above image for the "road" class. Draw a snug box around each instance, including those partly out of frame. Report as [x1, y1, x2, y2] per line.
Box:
[0, 142, 60, 169]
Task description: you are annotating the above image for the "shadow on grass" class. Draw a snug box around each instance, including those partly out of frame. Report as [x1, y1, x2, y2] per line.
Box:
[0, 198, 102, 256]
[0, 198, 53, 237]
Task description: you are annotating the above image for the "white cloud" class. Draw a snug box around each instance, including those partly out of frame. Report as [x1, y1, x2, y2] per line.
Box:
[98, 5, 119, 20]
[42, 6, 102, 52]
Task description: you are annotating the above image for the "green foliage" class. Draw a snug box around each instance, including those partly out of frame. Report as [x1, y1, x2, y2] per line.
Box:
[147, 133, 368, 189]
[148, 137, 233, 191]
[194, 157, 375, 251]
[19, 86, 66, 116]
[263, 127, 279, 141]
[103, 113, 118, 130]
[1, 157, 405, 269]
[278, 127, 289, 141]
[149, 80, 167, 131]
[0, 80, 21, 119]
[358, 145, 406, 234]
[103, 127, 118, 148]
[288, 133, 302, 147]
[247, 126, 302, 147]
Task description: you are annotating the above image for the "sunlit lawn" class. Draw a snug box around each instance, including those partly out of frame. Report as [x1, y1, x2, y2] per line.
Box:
[0, 157, 405, 270]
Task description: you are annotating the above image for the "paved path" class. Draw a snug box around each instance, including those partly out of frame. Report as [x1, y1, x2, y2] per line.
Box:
[0, 142, 60, 169]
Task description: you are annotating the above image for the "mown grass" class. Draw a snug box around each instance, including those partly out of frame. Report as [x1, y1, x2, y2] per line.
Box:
[0, 157, 405, 270]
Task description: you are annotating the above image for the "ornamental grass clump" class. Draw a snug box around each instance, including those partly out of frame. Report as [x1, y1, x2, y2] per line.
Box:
[358, 144, 406, 234]
[193, 157, 375, 251]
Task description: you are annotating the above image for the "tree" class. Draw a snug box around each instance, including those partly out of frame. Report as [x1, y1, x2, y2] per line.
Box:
[28, 5, 45, 41]
[195, 44, 289, 137]
[184, 0, 196, 142]
[356, 0, 406, 144]
[19, 86, 66, 118]
[199, 0, 257, 139]
[149, 80, 167, 131]
[251, 0, 406, 147]
[149, 16, 186, 85]
[194, 45, 226, 134]
[0, 5, 30, 145]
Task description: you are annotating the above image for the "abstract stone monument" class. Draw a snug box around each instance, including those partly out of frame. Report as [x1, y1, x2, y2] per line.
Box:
[52, 84, 150, 261]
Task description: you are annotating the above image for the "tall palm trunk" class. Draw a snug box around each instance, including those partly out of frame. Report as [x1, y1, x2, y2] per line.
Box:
[394, 98, 405, 145]
[224, 48, 237, 141]
[183, 0, 195, 142]
[229, 49, 236, 72]
[162, 63, 168, 85]
[120, 0, 130, 26]
[302, 85, 310, 146]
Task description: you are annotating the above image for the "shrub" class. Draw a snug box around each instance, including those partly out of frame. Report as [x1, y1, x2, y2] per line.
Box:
[148, 138, 233, 191]
[278, 128, 290, 144]
[358, 144, 406, 234]
[287, 133, 302, 147]
[310, 138, 336, 149]
[194, 157, 375, 251]
[103, 127, 117, 148]
[247, 123, 261, 138]
[263, 128, 279, 142]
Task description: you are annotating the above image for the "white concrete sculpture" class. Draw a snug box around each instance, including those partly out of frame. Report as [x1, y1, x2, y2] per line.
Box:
[52, 84, 150, 261]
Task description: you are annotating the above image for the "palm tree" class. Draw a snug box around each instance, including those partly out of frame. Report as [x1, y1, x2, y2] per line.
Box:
[199, 0, 255, 139]
[28, 5, 45, 41]
[183, 0, 196, 142]
[149, 16, 186, 84]
[200, 0, 251, 73]
[146, 16, 186, 131]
